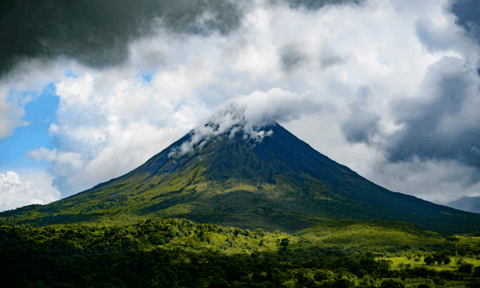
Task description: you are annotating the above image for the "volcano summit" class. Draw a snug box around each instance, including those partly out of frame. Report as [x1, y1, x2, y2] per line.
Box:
[3, 119, 480, 234]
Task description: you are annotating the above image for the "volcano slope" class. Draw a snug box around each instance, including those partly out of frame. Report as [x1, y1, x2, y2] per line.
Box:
[2, 122, 480, 234]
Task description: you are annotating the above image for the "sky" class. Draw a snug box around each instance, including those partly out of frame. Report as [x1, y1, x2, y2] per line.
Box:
[1, 0, 480, 212]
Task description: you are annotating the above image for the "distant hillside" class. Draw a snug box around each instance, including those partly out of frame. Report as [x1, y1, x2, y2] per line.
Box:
[446, 196, 480, 214]
[2, 121, 480, 234]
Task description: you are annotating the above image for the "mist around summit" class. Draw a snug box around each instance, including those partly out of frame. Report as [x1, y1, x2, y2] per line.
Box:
[168, 88, 324, 156]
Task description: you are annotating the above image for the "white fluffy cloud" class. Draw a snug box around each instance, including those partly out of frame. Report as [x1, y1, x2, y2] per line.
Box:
[28, 148, 84, 170]
[235, 88, 325, 124]
[168, 87, 325, 156]
[0, 171, 60, 212]
[41, 56, 212, 192]
[0, 85, 26, 138]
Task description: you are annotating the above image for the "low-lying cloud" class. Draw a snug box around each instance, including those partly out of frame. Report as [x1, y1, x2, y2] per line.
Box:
[0, 171, 60, 212]
[169, 88, 325, 156]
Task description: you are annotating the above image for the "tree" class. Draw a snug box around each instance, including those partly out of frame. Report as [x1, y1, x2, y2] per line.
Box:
[380, 279, 405, 288]
[234, 228, 242, 236]
[433, 278, 445, 286]
[333, 278, 355, 288]
[474, 266, 480, 277]
[424, 255, 435, 265]
[438, 270, 454, 280]
[459, 263, 474, 273]
[280, 238, 290, 248]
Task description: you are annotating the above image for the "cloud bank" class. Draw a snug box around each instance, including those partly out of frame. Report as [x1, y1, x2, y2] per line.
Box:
[2, 0, 480, 208]
[0, 0, 242, 78]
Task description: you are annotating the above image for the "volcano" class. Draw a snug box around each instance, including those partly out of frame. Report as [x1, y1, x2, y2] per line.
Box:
[4, 121, 480, 233]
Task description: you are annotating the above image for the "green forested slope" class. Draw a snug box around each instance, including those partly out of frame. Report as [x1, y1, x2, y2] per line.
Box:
[2, 123, 480, 234]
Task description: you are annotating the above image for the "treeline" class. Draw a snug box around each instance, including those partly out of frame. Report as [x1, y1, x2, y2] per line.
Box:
[0, 218, 294, 257]
[2, 238, 480, 287]
[2, 218, 480, 287]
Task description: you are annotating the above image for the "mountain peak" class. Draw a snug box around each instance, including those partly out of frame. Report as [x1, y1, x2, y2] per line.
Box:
[169, 109, 277, 157]
[9, 119, 480, 234]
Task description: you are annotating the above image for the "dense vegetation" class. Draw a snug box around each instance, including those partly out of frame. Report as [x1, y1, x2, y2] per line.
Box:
[2, 217, 480, 287]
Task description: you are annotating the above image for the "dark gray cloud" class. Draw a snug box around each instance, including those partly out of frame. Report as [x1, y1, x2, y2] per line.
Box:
[0, 0, 242, 78]
[384, 59, 480, 185]
[450, 0, 480, 44]
[342, 109, 381, 144]
[280, 45, 307, 73]
[341, 86, 381, 144]
[447, 195, 480, 213]
[0, 0, 368, 79]
[288, 0, 364, 10]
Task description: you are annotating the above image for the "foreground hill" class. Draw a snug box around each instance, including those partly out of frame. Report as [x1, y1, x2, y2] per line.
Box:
[2, 121, 480, 234]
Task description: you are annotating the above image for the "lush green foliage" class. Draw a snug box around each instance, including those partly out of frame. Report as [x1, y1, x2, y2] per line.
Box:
[2, 217, 480, 287]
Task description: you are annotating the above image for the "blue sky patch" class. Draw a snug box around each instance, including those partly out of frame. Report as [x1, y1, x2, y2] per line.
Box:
[0, 83, 59, 171]
[137, 70, 156, 83]
[64, 68, 78, 78]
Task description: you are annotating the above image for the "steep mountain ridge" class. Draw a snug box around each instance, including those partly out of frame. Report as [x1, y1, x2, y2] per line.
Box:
[2, 122, 480, 233]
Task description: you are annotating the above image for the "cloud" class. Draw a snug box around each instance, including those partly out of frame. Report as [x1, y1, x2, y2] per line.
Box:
[288, 0, 364, 10]
[169, 88, 325, 156]
[3, 0, 480, 207]
[450, 0, 480, 45]
[152, 59, 215, 101]
[0, 86, 28, 138]
[28, 147, 84, 170]
[383, 56, 480, 186]
[0, 0, 242, 78]
[236, 88, 325, 123]
[32, 62, 210, 195]
[280, 44, 308, 73]
[341, 85, 381, 144]
[0, 171, 60, 212]
[341, 110, 381, 144]
[319, 48, 344, 69]
[0, 58, 74, 140]
[326, 0, 480, 200]
[72, 124, 187, 189]
[366, 157, 480, 204]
